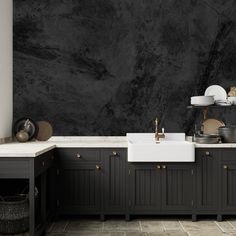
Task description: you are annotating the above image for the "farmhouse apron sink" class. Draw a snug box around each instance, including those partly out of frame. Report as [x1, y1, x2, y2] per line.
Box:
[127, 133, 195, 162]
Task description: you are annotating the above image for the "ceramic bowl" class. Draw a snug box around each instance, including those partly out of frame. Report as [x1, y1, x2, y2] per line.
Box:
[191, 96, 214, 106]
[228, 97, 236, 105]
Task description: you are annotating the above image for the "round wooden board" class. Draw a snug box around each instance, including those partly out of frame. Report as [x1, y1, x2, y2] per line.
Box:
[36, 121, 53, 141]
[202, 118, 225, 135]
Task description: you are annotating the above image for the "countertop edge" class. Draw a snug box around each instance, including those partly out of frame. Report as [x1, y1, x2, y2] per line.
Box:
[1, 136, 236, 157]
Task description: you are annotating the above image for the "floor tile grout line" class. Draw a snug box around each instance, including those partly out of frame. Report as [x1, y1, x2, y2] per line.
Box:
[162, 220, 183, 232]
[63, 220, 70, 232]
[179, 220, 190, 236]
[47, 222, 55, 233]
[160, 221, 165, 232]
[228, 221, 236, 230]
[216, 221, 236, 233]
[215, 221, 226, 233]
[139, 220, 143, 232]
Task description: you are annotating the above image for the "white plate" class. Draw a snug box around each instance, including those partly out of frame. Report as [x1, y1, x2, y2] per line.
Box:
[228, 97, 236, 105]
[204, 85, 227, 101]
[216, 103, 232, 106]
[191, 103, 213, 106]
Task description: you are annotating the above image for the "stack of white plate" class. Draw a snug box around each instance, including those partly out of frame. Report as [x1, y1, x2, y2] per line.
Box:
[228, 97, 236, 105]
[190, 85, 230, 106]
[215, 99, 232, 106]
[191, 96, 214, 106]
[204, 85, 227, 102]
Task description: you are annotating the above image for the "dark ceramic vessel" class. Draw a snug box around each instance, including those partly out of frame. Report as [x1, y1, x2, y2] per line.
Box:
[219, 126, 236, 143]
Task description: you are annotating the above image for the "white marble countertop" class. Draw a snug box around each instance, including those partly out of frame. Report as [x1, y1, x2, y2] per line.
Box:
[0, 142, 56, 157]
[48, 136, 128, 148]
[1, 136, 236, 157]
[194, 143, 236, 148]
[185, 136, 236, 148]
[0, 136, 128, 157]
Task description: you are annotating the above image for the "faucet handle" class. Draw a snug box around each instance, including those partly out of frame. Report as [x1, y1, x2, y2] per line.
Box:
[155, 118, 159, 125]
[162, 128, 165, 133]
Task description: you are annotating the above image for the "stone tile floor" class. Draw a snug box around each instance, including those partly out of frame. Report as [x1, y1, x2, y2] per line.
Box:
[3, 217, 236, 236]
[44, 217, 236, 236]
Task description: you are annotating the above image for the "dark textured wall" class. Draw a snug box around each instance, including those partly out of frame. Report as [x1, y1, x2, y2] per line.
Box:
[13, 0, 236, 135]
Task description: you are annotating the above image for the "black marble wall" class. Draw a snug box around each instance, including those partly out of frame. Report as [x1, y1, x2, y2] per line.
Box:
[13, 0, 236, 135]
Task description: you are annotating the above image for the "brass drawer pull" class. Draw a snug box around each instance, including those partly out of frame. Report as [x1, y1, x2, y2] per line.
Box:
[112, 151, 118, 156]
[157, 165, 161, 169]
[205, 151, 210, 156]
[76, 153, 81, 159]
[162, 165, 166, 169]
[96, 165, 101, 170]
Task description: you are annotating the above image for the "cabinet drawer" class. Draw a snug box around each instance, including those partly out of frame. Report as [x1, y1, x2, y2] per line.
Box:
[221, 149, 236, 162]
[195, 149, 219, 159]
[57, 148, 101, 163]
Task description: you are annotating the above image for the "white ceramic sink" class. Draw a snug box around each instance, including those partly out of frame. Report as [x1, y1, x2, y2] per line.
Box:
[127, 133, 194, 162]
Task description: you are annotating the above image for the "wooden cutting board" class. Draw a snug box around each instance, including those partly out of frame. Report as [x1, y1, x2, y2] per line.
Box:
[202, 118, 225, 135]
[36, 121, 53, 141]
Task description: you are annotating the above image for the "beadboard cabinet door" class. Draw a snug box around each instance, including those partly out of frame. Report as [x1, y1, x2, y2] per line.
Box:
[102, 149, 128, 213]
[221, 149, 236, 212]
[57, 148, 102, 214]
[161, 164, 194, 212]
[129, 163, 162, 213]
[59, 163, 102, 214]
[196, 149, 219, 212]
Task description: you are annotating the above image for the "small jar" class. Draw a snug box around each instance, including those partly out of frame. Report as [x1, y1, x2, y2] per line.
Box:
[16, 130, 29, 142]
[228, 87, 236, 97]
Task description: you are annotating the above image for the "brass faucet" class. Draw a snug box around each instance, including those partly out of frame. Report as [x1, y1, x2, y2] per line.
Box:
[155, 118, 165, 142]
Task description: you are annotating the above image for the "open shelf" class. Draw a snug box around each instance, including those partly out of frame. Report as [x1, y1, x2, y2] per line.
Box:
[187, 105, 236, 120]
[187, 105, 236, 109]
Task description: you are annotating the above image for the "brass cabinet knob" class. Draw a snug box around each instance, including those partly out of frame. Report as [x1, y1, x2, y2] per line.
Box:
[112, 151, 118, 156]
[96, 165, 101, 170]
[162, 165, 166, 169]
[205, 151, 210, 156]
[157, 165, 161, 169]
[223, 165, 228, 170]
[76, 153, 81, 159]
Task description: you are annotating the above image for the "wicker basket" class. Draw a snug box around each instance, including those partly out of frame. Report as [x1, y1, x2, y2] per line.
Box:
[0, 195, 29, 234]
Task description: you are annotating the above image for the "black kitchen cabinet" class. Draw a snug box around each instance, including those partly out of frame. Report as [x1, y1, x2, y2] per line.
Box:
[129, 163, 161, 213]
[0, 151, 55, 236]
[102, 149, 128, 214]
[196, 149, 219, 212]
[221, 150, 236, 213]
[57, 149, 102, 214]
[57, 148, 128, 216]
[3, 145, 236, 230]
[55, 147, 236, 221]
[161, 164, 194, 212]
[129, 163, 194, 214]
